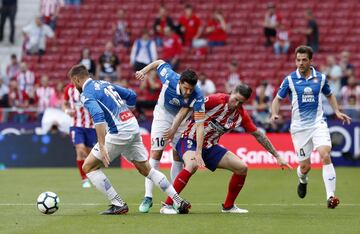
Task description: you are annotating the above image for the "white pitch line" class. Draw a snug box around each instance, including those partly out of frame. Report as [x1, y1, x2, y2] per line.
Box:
[0, 203, 360, 206]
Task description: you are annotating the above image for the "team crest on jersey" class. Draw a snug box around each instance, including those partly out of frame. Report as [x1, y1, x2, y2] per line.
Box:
[302, 87, 315, 102]
[94, 82, 101, 90]
[169, 98, 181, 106]
[160, 67, 168, 77]
[313, 76, 318, 83]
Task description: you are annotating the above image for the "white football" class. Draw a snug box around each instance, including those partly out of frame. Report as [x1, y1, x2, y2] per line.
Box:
[37, 191, 60, 214]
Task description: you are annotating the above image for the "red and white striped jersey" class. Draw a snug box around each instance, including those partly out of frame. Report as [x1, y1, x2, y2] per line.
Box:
[183, 93, 257, 148]
[64, 83, 94, 128]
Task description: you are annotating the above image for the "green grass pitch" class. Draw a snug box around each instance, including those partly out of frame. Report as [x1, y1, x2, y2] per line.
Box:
[0, 167, 359, 234]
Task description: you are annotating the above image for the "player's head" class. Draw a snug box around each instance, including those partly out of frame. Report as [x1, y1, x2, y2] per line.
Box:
[179, 69, 198, 98]
[68, 64, 89, 93]
[229, 84, 252, 110]
[295, 45, 313, 75]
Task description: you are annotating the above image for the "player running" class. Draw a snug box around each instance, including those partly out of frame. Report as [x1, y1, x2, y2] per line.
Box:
[63, 82, 97, 188]
[135, 59, 205, 213]
[68, 64, 191, 215]
[271, 45, 351, 208]
[161, 84, 291, 214]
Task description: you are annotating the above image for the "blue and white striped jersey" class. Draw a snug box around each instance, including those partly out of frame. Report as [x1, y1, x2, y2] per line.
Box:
[156, 62, 205, 117]
[277, 67, 332, 133]
[80, 79, 139, 134]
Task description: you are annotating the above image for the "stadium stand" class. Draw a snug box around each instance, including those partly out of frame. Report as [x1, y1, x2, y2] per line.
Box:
[21, 0, 360, 96]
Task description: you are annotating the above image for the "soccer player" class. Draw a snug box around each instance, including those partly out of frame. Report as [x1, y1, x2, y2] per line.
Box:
[161, 84, 291, 214]
[271, 45, 351, 208]
[68, 64, 191, 215]
[63, 82, 97, 188]
[135, 59, 205, 213]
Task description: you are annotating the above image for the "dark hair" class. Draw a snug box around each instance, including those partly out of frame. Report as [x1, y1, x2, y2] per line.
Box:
[68, 64, 89, 79]
[185, 4, 192, 9]
[180, 69, 198, 86]
[234, 84, 252, 99]
[11, 54, 17, 59]
[295, 45, 313, 60]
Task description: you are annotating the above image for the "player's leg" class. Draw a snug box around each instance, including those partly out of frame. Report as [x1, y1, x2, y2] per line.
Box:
[164, 147, 198, 207]
[123, 135, 190, 214]
[313, 123, 339, 208]
[292, 131, 313, 198]
[82, 143, 128, 215]
[133, 160, 190, 214]
[216, 151, 248, 213]
[70, 127, 91, 188]
[140, 111, 172, 212]
[171, 149, 184, 183]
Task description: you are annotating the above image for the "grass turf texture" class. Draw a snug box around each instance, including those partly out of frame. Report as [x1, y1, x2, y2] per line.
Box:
[0, 168, 359, 234]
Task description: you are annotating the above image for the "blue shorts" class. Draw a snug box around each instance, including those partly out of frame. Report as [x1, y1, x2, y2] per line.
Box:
[176, 138, 228, 172]
[70, 127, 97, 148]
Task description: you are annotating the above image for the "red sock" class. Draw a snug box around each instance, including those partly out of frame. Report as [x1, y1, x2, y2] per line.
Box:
[76, 160, 87, 180]
[223, 174, 246, 209]
[165, 169, 192, 205]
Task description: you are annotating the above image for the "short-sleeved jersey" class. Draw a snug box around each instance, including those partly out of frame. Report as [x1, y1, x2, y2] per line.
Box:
[64, 83, 94, 128]
[183, 93, 257, 148]
[80, 79, 139, 134]
[156, 62, 205, 119]
[277, 67, 332, 133]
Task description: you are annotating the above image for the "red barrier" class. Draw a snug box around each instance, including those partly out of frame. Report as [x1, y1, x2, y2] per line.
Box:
[121, 134, 323, 169]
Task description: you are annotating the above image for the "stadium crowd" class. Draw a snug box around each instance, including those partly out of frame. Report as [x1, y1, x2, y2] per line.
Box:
[0, 1, 359, 130]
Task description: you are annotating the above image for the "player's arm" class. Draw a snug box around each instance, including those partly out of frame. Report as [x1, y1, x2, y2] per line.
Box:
[113, 85, 137, 110]
[194, 114, 205, 167]
[62, 85, 74, 116]
[271, 77, 289, 122]
[83, 97, 110, 167]
[164, 107, 191, 141]
[326, 94, 351, 125]
[322, 77, 352, 125]
[135, 59, 166, 81]
[250, 130, 292, 169]
[192, 95, 206, 167]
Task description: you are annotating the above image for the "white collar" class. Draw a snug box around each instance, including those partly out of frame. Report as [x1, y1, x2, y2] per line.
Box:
[82, 78, 92, 91]
[176, 83, 181, 95]
[296, 67, 316, 80]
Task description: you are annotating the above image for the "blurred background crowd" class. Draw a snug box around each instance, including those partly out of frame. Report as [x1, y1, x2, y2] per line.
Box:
[0, 0, 359, 133]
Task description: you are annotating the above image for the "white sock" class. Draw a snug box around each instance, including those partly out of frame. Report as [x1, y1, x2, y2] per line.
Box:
[322, 163, 336, 199]
[170, 161, 183, 183]
[86, 170, 125, 206]
[147, 168, 183, 206]
[297, 166, 308, 184]
[144, 159, 160, 198]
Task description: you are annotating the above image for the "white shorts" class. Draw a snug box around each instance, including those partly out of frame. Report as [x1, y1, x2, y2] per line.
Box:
[91, 133, 148, 163]
[291, 121, 332, 161]
[150, 105, 191, 151]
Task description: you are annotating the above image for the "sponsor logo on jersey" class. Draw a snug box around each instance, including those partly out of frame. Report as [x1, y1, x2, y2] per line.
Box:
[169, 97, 180, 106]
[302, 87, 315, 103]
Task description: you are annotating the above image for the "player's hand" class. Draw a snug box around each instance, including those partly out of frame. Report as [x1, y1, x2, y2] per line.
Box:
[270, 114, 280, 123]
[335, 111, 352, 125]
[64, 109, 75, 117]
[195, 152, 205, 167]
[276, 157, 292, 170]
[135, 71, 145, 81]
[164, 129, 175, 142]
[99, 145, 110, 168]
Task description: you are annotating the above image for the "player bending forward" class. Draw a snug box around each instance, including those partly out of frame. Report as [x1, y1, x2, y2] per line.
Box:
[68, 64, 191, 215]
[271, 45, 351, 208]
[161, 84, 291, 214]
[135, 60, 205, 213]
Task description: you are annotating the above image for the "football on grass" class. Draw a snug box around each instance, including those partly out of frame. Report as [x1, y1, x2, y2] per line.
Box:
[37, 191, 60, 214]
